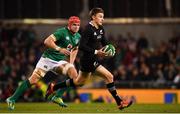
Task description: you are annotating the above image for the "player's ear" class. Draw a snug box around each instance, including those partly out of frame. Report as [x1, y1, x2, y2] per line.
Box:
[92, 15, 96, 20]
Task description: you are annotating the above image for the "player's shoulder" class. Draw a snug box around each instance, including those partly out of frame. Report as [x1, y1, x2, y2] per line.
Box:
[85, 23, 104, 31]
[55, 27, 67, 33]
[83, 23, 94, 32]
[84, 24, 90, 29]
[77, 32, 81, 36]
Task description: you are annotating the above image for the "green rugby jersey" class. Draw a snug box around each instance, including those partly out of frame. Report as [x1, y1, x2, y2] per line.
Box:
[42, 27, 81, 61]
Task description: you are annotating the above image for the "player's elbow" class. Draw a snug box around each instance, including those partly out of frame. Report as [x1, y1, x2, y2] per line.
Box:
[44, 38, 48, 46]
[44, 37, 52, 46]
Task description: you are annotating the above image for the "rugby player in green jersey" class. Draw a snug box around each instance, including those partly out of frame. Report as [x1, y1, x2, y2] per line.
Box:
[6, 16, 81, 110]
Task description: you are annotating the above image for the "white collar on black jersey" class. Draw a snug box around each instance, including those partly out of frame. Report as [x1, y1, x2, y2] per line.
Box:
[89, 21, 99, 29]
[89, 21, 94, 26]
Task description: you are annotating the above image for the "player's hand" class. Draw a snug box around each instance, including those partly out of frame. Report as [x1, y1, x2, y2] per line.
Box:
[59, 48, 70, 56]
[71, 46, 78, 51]
[96, 49, 107, 57]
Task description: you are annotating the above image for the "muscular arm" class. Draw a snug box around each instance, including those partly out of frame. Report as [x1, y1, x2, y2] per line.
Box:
[44, 34, 70, 56]
[44, 34, 58, 49]
[70, 47, 78, 64]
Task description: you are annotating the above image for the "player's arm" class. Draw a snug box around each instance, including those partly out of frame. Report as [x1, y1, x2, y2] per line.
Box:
[79, 29, 105, 56]
[44, 34, 70, 56]
[79, 29, 94, 53]
[70, 46, 78, 64]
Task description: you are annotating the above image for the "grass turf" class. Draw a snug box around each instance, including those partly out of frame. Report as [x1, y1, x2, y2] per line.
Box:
[0, 102, 180, 113]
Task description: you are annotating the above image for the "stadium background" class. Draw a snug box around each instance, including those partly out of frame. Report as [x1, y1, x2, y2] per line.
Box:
[0, 0, 180, 110]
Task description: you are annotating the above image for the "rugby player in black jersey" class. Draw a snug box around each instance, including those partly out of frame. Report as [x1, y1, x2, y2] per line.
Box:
[46, 8, 133, 110]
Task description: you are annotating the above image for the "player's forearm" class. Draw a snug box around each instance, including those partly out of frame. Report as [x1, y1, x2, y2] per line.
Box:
[70, 48, 78, 64]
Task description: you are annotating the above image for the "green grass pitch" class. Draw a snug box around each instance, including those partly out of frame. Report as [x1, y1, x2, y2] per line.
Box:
[0, 102, 180, 113]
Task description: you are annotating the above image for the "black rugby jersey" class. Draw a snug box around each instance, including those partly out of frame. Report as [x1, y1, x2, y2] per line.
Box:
[79, 22, 109, 58]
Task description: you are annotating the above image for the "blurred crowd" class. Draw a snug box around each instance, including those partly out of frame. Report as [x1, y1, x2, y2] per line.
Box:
[106, 32, 180, 89]
[0, 23, 180, 101]
[0, 23, 44, 101]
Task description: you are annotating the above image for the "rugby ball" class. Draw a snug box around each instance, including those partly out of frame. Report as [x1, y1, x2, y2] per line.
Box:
[103, 44, 116, 56]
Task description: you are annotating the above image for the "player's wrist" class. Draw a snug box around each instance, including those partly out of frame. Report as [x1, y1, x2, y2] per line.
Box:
[55, 46, 61, 51]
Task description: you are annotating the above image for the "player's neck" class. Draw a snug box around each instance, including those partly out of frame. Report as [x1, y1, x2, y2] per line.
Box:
[67, 27, 76, 35]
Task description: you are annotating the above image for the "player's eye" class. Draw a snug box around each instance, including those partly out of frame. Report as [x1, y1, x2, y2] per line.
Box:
[72, 23, 80, 26]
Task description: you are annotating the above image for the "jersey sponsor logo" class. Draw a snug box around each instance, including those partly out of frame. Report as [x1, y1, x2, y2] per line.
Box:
[97, 35, 102, 39]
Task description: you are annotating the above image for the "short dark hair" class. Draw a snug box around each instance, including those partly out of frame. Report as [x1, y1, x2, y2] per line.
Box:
[89, 8, 104, 20]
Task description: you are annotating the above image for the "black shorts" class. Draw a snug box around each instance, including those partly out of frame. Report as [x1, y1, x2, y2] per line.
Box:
[80, 58, 100, 72]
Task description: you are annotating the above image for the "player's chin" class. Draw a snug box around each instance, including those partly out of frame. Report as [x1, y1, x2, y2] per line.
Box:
[72, 29, 79, 33]
[98, 22, 103, 26]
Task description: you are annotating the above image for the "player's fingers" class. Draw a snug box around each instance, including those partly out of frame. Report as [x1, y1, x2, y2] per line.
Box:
[60, 49, 70, 55]
[100, 50, 106, 54]
[100, 46, 106, 51]
[64, 50, 70, 55]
